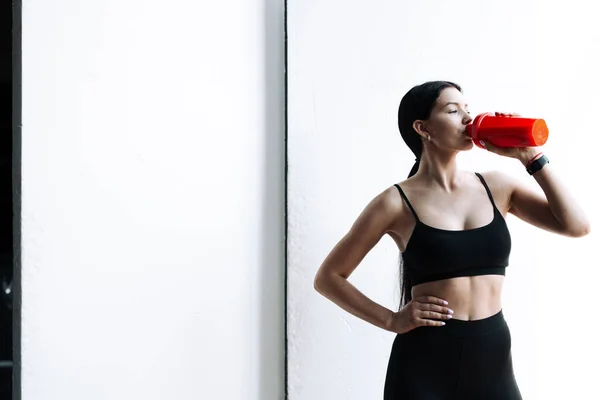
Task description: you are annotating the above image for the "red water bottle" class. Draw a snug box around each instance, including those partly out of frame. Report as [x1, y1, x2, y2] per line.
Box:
[466, 112, 549, 149]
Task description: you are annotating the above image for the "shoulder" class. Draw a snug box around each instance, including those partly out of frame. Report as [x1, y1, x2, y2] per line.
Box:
[368, 184, 405, 218]
[352, 183, 409, 234]
[477, 170, 518, 193]
[475, 170, 525, 211]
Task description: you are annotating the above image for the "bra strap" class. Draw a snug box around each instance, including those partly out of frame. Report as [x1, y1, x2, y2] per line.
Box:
[474, 172, 498, 209]
[393, 184, 420, 222]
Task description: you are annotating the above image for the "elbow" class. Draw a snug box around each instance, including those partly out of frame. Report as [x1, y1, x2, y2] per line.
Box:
[313, 272, 324, 293]
[582, 221, 592, 237]
[313, 275, 321, 293]
[567, 221, 591, 238]
[313, 271, 341, 294]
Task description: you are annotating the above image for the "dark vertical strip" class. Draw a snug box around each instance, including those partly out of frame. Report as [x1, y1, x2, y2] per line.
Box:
[11, 1, 21, 399]
[283, 0, 289, 398]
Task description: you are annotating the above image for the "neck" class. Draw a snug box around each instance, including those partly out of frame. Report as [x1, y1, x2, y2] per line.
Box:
[414, 150, 462, 192]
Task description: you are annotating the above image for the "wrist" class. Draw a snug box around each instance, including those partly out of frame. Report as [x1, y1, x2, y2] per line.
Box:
[526, 153, 550, 175]
[519, 149, 543, 166]
[384, 309, 395, 332]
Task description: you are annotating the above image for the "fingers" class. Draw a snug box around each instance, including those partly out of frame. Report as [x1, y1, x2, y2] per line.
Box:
[416, 304, 454, 322]
[480, 140, 500, 152]
[419, 319, 447, 327]
[419, 302, 454, 316]
[480, 140, 504, 155]
[412, 296, 454, 327]
[495, 112, 520, 117]
[414, 296, 448, 306]
[418, 309, 453, 321]
[480, 140, 518, 159]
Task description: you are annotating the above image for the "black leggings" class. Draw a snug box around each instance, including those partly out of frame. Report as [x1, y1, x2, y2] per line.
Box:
[384, 310, 522, 400]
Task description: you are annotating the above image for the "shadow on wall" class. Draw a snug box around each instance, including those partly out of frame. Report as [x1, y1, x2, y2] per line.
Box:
[258, 0, 285, 399]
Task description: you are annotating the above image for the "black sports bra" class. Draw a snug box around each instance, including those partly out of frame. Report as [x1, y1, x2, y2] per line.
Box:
[394, 173, 511, 286]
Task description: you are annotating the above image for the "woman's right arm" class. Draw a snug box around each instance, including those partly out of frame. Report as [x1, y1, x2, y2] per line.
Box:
[313, 187, 401, 332]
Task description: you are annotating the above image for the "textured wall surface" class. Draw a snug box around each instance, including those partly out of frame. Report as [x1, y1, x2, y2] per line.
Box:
[287, 1, 599, 399]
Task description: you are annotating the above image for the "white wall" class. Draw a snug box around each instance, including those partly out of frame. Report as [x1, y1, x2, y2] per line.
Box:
[22, 1, 284, 399]
[288, 1, 599, 399]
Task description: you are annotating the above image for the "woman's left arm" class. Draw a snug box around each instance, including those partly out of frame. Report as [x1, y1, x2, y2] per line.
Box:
[482, 142, 591, 238]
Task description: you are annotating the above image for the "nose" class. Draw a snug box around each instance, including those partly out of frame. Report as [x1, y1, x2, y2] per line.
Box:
[464, 113, 473, 125]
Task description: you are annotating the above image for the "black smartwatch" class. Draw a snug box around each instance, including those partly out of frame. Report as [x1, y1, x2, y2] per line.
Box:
[526, 154, 549, 175]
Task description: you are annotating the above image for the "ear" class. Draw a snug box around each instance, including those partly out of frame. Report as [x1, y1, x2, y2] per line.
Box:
[412, 120, 429, 140]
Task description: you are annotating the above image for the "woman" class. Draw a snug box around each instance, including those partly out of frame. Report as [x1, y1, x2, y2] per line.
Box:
[313, 81, 590, 399]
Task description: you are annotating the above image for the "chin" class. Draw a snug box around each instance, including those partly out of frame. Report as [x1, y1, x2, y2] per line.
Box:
[462, 140, 475, 150]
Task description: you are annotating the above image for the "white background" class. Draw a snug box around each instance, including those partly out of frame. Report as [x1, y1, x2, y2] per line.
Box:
[288, 1, 599, 399]
[22, 0, 285, 399]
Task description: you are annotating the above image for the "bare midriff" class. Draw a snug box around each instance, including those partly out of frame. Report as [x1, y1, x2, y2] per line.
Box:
[411, 274, 504, 321]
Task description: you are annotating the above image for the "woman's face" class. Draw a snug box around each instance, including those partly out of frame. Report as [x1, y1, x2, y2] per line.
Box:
[422, 87, 474, 151]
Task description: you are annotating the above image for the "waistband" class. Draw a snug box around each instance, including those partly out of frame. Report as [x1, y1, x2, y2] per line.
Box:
[411, 309, 507, 338]
[440, 309, 507, 337]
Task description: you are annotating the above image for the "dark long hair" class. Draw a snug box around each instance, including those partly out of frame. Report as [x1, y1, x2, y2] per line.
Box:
[396, 80, 462, 309]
